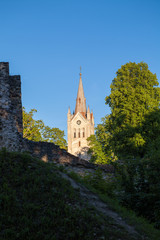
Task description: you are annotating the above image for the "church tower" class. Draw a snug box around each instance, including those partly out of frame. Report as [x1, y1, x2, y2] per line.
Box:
[67, 70, 94, 160]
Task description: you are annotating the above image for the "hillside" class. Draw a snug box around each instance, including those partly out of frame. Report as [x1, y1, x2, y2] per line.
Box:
[0, 150, 159, 240]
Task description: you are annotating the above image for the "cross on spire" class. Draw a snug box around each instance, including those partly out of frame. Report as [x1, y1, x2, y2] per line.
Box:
[80, 66, 82, 77]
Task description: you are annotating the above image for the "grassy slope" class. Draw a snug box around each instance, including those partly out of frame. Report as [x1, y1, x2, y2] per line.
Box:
[68, 170, 160, 240]
[0, 150, 153, 240]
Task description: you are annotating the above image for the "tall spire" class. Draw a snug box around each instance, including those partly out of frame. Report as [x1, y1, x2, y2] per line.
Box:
[75, 68, 86, 117]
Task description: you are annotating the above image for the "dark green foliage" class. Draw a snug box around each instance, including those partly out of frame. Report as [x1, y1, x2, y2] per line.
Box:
[108, 109, 160, 228]
[68, 168, 160, 240]
[114, 155, 160, 229]
[141, 109, 160, 156]
[0, 150, 106, 240]
[83, 168, 116, 197]
[1, 150, 143, 240]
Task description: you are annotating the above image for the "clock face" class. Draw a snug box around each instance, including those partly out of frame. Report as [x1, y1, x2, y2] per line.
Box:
[77, 120, 81, 125]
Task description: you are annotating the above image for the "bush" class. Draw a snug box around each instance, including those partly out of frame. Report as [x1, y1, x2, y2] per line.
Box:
[83, 168, 116, 197]
[114, 156, 160, 228]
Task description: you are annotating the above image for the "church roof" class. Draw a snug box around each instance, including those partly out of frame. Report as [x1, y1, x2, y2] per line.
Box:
[74, 71, 87, 117]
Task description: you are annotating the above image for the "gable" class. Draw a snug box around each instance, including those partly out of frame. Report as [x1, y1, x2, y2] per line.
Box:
[71, 112, 87, 125]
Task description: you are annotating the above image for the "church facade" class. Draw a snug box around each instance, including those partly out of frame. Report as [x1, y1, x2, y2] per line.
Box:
[67, 71, 94, 160]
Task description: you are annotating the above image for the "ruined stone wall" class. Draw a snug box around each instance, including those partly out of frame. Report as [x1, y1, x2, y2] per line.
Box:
[22, 138, 114, 173]
[23, 138, 94, 165]
[0, 62, 23, 151]
[9, 75, 23, 134]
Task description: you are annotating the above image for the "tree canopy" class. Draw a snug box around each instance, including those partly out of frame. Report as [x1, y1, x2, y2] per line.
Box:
[105, 62, 160, 159]
[23, 107, 67, 150]
[23, 108, 43, 142]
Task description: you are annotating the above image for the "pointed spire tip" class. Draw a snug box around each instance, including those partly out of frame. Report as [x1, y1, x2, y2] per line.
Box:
[75, 68, 86, 114]
[80, 66, 82, 77]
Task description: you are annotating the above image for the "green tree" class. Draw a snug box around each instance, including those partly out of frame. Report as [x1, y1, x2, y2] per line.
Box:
[87, 116, 115, 164]
[141, 109, 160, 157]
[105, 62, 160, 158]
[42, 126, 67, 150]
[103, 63, 160, 227]
[23, 107, 67, 150]
[23, 107, 44, 141]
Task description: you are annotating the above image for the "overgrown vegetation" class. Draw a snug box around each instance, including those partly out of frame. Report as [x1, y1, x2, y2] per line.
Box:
[87, 62, 160, 229]
[67, 169, 160, 240]
[114, 156, 160, 229]
[0, 149, 142, 240]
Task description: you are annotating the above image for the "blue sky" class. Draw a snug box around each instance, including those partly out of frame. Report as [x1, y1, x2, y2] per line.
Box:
[1, 0, 160, 139]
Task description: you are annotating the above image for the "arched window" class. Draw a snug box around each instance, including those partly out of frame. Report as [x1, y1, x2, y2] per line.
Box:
[83, 128, 85, 137]
[78, 128, 80, 138]
[79, 98, 81, 104]
[74, 129, 76, 138]
[79, 141, 81, 147]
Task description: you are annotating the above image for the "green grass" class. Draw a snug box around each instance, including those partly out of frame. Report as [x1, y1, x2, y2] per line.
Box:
[0, 149, 142, 240]
[67, 169, 160, 240]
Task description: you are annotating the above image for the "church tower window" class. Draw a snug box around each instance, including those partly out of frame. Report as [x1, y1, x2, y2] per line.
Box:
[79, 141, 81, 147]
[74, 129, 76, 138]
[78, 128, 80, 138]
[83, 128, 85, 137]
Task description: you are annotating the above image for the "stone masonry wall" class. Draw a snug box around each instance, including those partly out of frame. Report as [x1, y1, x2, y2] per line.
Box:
[0, 62, 23, 151]
[0, 62, 114, 174]
[23, 138, 114, 173]
[9, 75, 23, 134]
